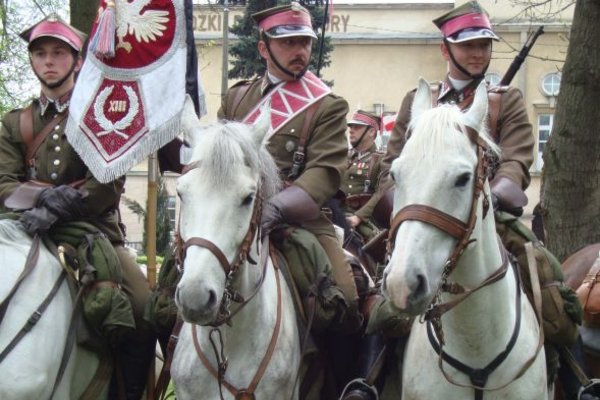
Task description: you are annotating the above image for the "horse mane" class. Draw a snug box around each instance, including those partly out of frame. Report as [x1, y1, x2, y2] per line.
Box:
[192, 121, 281, 199]
[407, 104, 500, 161]
[0, 219, 31, 250]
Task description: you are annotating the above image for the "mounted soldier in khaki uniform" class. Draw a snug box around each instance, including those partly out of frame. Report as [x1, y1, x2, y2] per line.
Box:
[0, 15, 155, 400]
[342, 110, 385, 247]
[367, 2, 593, 399]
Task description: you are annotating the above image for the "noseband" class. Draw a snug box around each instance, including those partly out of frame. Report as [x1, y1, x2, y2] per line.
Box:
[175, 160, 264, 326]
[387, 126, 490, 283]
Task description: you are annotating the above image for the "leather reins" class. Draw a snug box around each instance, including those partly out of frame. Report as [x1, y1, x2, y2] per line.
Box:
[175, 160, 284, 399]
[385, 125, 544, 398]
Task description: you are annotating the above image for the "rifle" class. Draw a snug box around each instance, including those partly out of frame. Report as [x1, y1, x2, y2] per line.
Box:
[316, 0, 330, 77]
[500, 25, 544, 86]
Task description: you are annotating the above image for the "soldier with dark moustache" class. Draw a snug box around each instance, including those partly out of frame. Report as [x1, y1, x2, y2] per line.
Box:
[217, 3, 389, 399]
[0, 15, 155, 400]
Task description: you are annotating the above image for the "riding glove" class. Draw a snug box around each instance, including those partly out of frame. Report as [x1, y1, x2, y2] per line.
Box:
[261, 185, 321, 235]
[37, 185, 87, 221]
[20, 207, 59, 235]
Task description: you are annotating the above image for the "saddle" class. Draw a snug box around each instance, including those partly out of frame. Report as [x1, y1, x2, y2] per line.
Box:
[577, 252, 600, 355]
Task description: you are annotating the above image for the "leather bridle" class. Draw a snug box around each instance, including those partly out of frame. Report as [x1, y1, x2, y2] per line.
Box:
[385, 125, 544, 398]
[175, 160, 286, 399]
[175, 160, 264, 326]
[386, 125, 494, 308]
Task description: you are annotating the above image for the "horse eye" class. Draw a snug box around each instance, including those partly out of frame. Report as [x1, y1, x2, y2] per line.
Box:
[455, 172, 471, 187]
[242, 193, 254, 206]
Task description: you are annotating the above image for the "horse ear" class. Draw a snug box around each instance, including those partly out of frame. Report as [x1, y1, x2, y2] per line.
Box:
[411, 78, 433, 121]
[463, 81, 489, 131]
[251, 100, 272, 147]
[181, 94, 201, 147]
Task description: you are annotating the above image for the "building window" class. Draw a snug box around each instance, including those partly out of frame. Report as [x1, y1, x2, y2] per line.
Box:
[541, 73, 561, 97]
[537, 113, 554, 170]
[167, 195, 177, 233]
[485, 72, 501, 86]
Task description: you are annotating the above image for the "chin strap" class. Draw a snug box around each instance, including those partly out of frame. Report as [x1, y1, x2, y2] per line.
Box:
[445, 39, 488, 81]
[263, 33, 309, 80]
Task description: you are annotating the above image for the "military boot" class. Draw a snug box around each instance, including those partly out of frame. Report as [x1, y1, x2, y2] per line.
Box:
[339, 333, 386, 400]
[109, 326, 156, 400]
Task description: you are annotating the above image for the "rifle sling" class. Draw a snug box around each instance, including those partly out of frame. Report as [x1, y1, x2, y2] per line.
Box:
[19, 106, 68, 166]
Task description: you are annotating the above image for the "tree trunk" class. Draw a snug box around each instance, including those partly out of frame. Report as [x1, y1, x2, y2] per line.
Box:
[540, 0, 600, 261]
[69, 0, 98, 36]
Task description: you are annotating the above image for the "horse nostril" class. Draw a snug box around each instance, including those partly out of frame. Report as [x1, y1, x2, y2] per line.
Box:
[207, 289, 217, 308]
[413, 274, 427, 298]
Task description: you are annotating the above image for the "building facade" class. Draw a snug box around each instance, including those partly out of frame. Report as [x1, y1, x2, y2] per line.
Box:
[121, 0, 573, 248]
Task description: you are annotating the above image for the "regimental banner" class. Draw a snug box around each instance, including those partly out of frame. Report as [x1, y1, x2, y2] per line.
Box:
[243, 71, 331, 138]
[66, 0, 190, 183]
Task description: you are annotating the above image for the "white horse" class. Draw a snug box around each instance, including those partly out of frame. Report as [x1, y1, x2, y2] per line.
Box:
[382, 79, 548, 399]
[0, 219, 107, 399]
[171, 98, 301, 399]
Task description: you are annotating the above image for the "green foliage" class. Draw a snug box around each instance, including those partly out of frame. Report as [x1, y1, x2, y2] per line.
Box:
[136, 254, 165, 267]
[228, 0, 333, 82]
[123, 177, 174, 257]
[0, 1, 67, 116]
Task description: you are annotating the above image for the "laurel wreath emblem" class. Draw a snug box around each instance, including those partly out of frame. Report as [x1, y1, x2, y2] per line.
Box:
[93, 85, 140, 138]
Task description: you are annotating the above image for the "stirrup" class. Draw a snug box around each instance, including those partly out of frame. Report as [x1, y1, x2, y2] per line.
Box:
[339, 378, 379, 400]
[580, 379, 600, 400]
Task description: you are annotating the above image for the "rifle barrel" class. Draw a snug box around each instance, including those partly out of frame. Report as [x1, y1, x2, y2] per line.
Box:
[499, 26, 544, 86]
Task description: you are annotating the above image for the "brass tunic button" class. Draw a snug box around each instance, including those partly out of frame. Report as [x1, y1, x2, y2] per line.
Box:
[348, 184, 353, 189]
[50, 173, 58, 180]
[290, 128, 296, 134]
[54, 146, 61, 152]
[52, 134, 59, 140]
[54, 125, 60, 130]
[53, 159, 60, 166]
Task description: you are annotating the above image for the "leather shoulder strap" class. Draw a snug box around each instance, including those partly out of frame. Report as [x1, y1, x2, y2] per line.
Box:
[26, 111, 67, 163]
[487, 91, 503, 143]
[287, 99, 323, 180]
[19, 105, 34, 150]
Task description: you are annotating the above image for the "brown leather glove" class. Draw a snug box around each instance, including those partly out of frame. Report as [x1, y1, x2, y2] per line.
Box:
[261, 186, 320, 235]
[490, 176, 528, 217]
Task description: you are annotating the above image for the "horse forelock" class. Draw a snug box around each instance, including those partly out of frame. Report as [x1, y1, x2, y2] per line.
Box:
[191, 121, 281, 199]
[407, 104, 499, 161]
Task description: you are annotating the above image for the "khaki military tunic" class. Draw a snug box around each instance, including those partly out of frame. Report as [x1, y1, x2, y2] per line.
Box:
[0, 96, 125, 242]
[384, 77, 534, 188]
[341, 144, 383, 221]
[360, 77, 535, 220]
[219, 76, 362, 328]
[218, 76, 350, 232]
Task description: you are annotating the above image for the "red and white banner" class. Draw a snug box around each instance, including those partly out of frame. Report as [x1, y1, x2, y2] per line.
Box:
[66, 0, 191, 183]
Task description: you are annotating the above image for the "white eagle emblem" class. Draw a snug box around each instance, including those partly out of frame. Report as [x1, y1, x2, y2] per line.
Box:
[115, 0, 169, 53]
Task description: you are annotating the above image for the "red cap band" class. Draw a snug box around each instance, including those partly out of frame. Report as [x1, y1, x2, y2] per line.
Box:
[349, 112, 379, 130]
[259, 9, 312, 31]
[440, 12, 492, 38]
[29, 20, 83, 51]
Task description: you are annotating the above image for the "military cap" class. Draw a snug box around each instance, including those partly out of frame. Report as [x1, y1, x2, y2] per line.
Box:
[348, 110, 381, 131]
[252, 2, 317, 39]
[433, 1, 499, 43]
[20, 13, 87, 52]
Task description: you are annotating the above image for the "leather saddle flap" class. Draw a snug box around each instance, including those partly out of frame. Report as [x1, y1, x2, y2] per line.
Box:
[4, 180, 53, 210]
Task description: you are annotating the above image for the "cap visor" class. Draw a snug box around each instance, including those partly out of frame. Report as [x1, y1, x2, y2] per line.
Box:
[265, 25, 317, 39]
[446, 28, 499, 43]
[348, 120, 370, 126]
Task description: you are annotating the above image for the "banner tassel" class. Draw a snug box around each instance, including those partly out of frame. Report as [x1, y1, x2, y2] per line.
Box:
[89, 0, 116, 59]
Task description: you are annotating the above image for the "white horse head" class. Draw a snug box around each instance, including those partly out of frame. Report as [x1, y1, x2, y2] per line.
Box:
[383, 78, 497, 314]
[175, 97, 278, 324]
[172, 100, 300, 399]
[381, 78, 547, 399]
